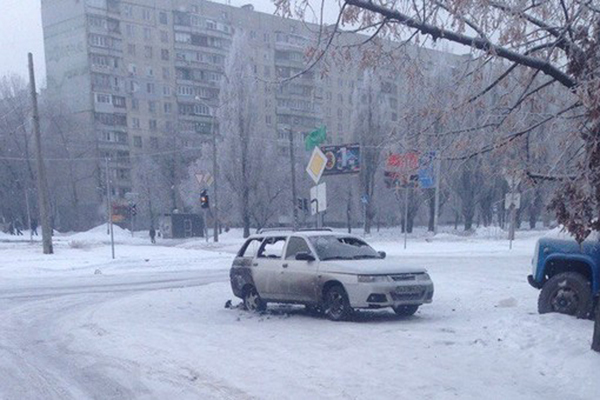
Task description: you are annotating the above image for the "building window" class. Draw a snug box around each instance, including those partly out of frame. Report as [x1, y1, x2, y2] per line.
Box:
[163, 85, 171, 96]
[95, 93, 111, 104]
[128, 63, 137, 75]
[128, 44, 136, 56]
[159, 12, 168, 25]
[162, 67, 171, 80]
[142, 8, 153, 21]
[160, 31, 169, 43]
[149, 119, 158, 130]
[113, 96, 126, 108]
[161, 49, 170, 61]
[175, 32, 191, 43]
[146, 83, 155, 94]
[132, 117, 140, 129]
[266, 115, 272, 125]
[164, 102, 172, 113]
[144, 27, 152, 40]
[148, 101, 156, 113]
[133, 135, 142, 148]
[144, 46, 153, 59]
[123, 4, 132, 17]
[146, 66, 154, 77]
[131, 98, 139, 110]
[126, 24, 135, 37]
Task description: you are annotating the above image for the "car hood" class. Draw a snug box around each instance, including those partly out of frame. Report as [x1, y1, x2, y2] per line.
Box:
[319, 258, 427, 275]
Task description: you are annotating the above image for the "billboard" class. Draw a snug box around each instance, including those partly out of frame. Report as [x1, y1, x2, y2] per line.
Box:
[320, 143, 360, 176]
[385, 151, 437, 189]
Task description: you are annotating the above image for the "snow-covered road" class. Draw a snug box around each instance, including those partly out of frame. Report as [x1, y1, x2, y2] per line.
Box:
[0, 271, 229, 399]
[0, 228, 598, 399]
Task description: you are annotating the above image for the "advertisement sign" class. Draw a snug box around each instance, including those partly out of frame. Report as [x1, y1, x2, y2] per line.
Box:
[384, 151, 437, 189]
[321, 144, 361, 176]
[384, 152, 420, 188]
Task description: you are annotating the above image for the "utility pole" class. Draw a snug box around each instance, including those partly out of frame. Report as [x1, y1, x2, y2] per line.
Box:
[28, 53, 53, 254]
[106, 158, 115, 259]
[289, 127, 299, 230]
[403, 186, 409, 250]
[211, 113, 219, 242]
[433, 152, 441, 234]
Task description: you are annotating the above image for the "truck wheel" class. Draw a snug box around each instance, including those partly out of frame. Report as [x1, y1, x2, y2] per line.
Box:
[323, 285, 352, 321]
[393, 305, 419, 316]
[243, 286, 266, 312]
[538, 272, 592, 318]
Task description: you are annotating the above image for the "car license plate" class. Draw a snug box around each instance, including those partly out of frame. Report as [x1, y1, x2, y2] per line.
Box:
[395, 286, 421, 294]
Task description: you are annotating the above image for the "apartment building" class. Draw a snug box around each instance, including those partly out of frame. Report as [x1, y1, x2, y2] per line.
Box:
[41, 0, 465, 225]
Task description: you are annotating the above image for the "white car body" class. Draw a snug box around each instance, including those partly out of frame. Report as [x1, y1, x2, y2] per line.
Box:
[230, 230, 434, 313]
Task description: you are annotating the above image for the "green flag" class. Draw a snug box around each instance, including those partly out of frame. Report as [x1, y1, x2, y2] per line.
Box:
[305, 126, 327, 151]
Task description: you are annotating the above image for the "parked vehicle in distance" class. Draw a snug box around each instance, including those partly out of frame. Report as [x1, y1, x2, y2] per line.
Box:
[230, 229, 434, 321]
[528, 232, 600, 318]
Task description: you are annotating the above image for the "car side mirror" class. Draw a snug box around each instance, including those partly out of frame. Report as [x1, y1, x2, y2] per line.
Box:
[378, 251, 386, 259]
[295, 252, 316, 262]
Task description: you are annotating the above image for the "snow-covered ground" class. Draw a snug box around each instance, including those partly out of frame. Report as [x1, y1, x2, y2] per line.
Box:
[0, 226, 598, 399]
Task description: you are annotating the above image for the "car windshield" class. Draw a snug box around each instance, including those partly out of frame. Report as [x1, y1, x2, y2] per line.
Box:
[308, 236, 381, 261]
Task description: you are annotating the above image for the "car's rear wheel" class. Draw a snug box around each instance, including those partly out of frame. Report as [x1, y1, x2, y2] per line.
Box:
[393, 304, 419, 316]
[243, 286, 266, 312]
[323, 285, 352, 321]
[538, 272, 592, 318]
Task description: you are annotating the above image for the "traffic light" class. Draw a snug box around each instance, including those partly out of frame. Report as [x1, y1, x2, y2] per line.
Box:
[200, 190, 210, 209]
[129, 203, 137, 216]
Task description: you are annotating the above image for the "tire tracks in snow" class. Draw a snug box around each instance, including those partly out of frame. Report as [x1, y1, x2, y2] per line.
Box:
[0, 270, 252, 399]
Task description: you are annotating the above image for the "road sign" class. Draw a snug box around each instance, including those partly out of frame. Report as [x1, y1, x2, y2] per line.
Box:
[310, 182, 327, 215]
[305, 126, 327, 151]
[505, 192, 521, 210]
[418, 151, 436, 189]
[195, 172, 213, 186]
[321, 144, 360, 175]
[306, 147, 327, 184]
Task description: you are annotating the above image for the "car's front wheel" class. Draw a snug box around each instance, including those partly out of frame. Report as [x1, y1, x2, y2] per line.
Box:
[323, 285, 352, 321]
[243, 286, 266, 312]
[538, 272, 592, 318]
[393, 304, 419, 316]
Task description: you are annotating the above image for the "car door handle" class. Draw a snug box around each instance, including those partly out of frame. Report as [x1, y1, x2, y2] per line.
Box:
[282, 263, 289, 268]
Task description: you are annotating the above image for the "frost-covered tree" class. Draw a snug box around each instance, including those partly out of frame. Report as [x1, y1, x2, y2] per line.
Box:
[218, 33, 284, 237]
[352, 69, 393, 233]
[277, 0, 600, 242]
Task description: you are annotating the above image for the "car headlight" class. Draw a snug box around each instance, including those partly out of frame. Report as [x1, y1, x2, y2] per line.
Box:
[357, 275, 388, 283]
[416, 273, 431, 281]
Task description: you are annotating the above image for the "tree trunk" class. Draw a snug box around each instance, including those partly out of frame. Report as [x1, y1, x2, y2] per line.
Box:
[346, 194, 352, 234]
[464, 212, 474, 231]
[427, 190, 435, 232]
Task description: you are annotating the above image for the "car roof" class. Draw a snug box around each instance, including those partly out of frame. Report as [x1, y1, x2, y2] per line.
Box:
[247, 230, 361, 240]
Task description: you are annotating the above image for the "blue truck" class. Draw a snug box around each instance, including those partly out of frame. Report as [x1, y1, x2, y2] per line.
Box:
[528, 233, 600, 318]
